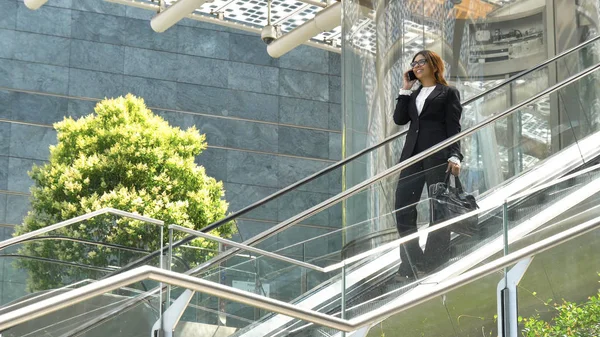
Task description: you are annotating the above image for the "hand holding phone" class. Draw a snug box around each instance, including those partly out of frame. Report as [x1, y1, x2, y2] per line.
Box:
[403, 70, 417, 90]
[407, 70, 416, 81]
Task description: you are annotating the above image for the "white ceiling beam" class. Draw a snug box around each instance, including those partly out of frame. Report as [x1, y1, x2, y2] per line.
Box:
[104, 0, 340, 53]
[267, 1, 341, 58]
[151, 0, 210, 33]
[24, 0, 47, 10]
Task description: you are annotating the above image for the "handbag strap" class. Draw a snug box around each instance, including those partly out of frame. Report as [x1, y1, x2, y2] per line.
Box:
[444, 171, 465, 193]
[443, 171, 451, 185]
[454, 175, 465, 193]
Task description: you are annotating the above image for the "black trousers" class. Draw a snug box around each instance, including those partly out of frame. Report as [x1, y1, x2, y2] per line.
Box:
[394, 158, 451, 276]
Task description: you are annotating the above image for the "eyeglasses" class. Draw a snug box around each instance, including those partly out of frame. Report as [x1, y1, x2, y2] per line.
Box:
[410, 59, 427, 68]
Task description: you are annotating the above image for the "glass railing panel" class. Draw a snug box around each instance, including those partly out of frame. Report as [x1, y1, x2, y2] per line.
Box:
[339, 169, 600, 324]
[212, 173, 522, 324]
[180, 291, 255, 330]
[0, 255, 114, 308]
[62, 295, 161, 337]
[355, 270, 505, 337]
[505, 165, 600, 253]
[192, 246, 339, 300]
[175, 232, 397, 333]
[168, 259, 351, 336]
[177, 294, 345, 337]
[461, 37, 599, 178]
[336, 203, 505, 320]
[515, 223, 600, 336]
[0, 285, 162, 337]
[168, 236, 221, 273]
[0, 213, 163, 306]
[0, 273, 94, 318]
[555, 74, 600, 163]
[251, 166, 440, 254]
[357, 191, 600, 337]
[316, 167, 600, 331]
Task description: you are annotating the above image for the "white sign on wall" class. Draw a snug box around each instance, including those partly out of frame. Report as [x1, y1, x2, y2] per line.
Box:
[232, 280, 270, 297]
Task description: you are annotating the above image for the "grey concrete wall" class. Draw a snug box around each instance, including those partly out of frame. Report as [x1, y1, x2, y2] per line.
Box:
[0, 0, 341, 303]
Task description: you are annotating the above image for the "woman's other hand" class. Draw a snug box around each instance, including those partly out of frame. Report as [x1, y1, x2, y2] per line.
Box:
[403, 70, 416, 90]
[447, 161, 461, 176]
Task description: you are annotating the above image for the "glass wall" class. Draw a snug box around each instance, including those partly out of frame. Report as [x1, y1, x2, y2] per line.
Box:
[341, 0, 600, 245]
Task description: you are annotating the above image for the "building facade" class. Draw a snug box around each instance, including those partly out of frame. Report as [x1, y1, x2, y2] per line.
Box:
[0, 0, 342, 302]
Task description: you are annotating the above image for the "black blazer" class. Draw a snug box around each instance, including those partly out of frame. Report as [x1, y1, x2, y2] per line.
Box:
[393, 84, 463, 164]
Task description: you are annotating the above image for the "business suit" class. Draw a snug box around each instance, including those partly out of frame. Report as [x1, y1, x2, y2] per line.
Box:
[393, 83, 463, 276]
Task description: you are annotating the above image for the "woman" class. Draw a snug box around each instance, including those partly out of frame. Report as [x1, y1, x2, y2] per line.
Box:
[393, 50, 463, 281]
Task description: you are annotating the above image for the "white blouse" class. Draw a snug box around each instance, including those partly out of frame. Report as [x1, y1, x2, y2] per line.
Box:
[415, 86, 436, 115]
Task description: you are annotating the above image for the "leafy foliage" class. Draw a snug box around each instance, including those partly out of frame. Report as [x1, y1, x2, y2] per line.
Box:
[521, 277, 600, 337]
[14, 95, 230, 291]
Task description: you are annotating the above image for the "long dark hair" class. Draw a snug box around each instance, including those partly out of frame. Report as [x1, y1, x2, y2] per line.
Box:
[412, 50, 449, 86]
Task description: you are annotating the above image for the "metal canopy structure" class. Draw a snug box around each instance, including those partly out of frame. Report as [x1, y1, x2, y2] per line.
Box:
[106, 0, 345, 55]
[24, 0, 523, 57]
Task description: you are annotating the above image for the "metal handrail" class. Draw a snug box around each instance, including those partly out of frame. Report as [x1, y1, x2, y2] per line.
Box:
[170, 225, 325, 272]
[186, 61, 600, 274]
[1, 214, 599, 332]
[0, 208, 164, 251]
[113, 34, 600, 277]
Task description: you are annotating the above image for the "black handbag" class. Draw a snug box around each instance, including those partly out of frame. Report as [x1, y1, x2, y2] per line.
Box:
[428, 172, 479, 237]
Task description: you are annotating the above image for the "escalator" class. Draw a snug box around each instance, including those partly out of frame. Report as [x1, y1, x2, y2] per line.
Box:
[170, 40, 600, 336]
[225, 163, 600, 337]
[162, 39, 600, 337]
[361, 171, 600, 337]
[320, 164, 600, 337]
[1, 36, 600, 337]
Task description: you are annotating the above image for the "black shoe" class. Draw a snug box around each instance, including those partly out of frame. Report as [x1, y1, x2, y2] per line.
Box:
[398, 263, 427, 279]
[394, 270, 423, 285]
[394, 273, 415, 284]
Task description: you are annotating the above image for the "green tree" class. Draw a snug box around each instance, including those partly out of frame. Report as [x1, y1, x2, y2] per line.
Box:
[521, 277, 600, 336]
[14, 94, 230, 291]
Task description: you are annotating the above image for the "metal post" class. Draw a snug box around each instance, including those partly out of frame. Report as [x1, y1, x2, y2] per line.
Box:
[301, 243, 308, 294]
[151, 289, 195, 337]
[499, 200, 510, 337]
[159, 224, 164, 332]
[168, 228, 173, 271]
[503, 201, 509, 285]
[341, 263, 346, 337]
[166, 227, 174, 310]
[497, 258, 533, 337]
[160, 224, 164, 270]
[255, 253, 260, 320]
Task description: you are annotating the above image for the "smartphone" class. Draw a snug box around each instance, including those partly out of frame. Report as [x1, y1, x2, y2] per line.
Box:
[407, 70, 417, 81]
